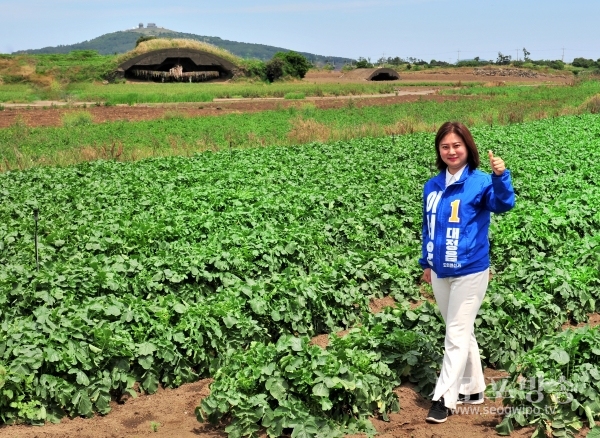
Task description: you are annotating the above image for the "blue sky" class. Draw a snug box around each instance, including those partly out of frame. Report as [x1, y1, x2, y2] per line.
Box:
[1, 0, 599, 62]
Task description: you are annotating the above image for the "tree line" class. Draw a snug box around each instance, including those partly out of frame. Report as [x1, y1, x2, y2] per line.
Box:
[348, 48, 600, 72]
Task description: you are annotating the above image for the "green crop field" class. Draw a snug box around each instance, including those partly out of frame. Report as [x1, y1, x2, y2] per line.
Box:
[0, 81, 432, 104]
[1, 114, 600, 436]
[3, 80, 600, 172]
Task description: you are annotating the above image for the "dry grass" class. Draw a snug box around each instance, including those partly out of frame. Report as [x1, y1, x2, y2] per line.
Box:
[383, 119, 431, 135]
[116, 38, 242, 67]
[578, 94, 600, 114]
[498, 106, 525, 124]
[483, 81, 507, 87]
[286, 116, 434, 145]
[287, 118, 332, 144]
[0, 137, 220, 173]
[0, 56, 54, 88]
[483, 113, 495, 127]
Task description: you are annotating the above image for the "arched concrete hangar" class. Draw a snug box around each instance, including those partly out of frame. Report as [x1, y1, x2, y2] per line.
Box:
[342, 68, 400, 81]
[116, 48, 237, 82]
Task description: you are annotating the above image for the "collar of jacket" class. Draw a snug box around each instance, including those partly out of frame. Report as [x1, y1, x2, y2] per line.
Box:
[431, 165, 474, 190]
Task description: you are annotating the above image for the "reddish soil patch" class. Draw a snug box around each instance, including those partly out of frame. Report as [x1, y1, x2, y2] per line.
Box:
[0, 379, 219, 438]
[369, 296, 397, 314]
[0, 92, 469, 129]
[562, 312, 600, 330]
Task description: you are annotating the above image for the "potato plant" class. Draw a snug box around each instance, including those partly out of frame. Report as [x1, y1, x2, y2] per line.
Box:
[1, 114, 600, 436]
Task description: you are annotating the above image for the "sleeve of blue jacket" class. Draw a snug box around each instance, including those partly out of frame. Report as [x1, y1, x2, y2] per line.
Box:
[418, 187, 429, 270]
[481, 169, 516, 213]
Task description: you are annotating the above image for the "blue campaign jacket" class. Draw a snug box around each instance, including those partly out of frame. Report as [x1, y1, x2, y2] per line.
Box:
[418, 167, 515, 278]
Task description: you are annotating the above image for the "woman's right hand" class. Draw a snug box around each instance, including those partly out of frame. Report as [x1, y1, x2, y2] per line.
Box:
[422, 268, 431, 284]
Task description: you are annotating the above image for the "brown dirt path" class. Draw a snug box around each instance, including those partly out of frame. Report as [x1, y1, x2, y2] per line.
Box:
[0, 92, 470, 129]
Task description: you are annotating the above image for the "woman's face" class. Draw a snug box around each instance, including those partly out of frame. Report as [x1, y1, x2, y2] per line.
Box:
[439, 132, 468, 174]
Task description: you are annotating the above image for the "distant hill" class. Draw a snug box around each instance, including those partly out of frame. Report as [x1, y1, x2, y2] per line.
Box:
[13, 27, 354, 67]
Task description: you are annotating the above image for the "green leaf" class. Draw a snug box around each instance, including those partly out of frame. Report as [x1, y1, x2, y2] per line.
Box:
[405, 310, 418, 321]
[173, 332, 186, 343]
[223, 315, 237, 329]
[138, 342, 156, 356]
[587, 427, 600, 438]
[291, 422, 319, 438]
[290, 337, 303, 352]
[261, 363, 276, 376]
[141, 372, 159, 394]
[95, 393, 111, 414]
[10, 362, 30, 376]
[105, 305, 121, 316]
[73, 390, 93, 416]
[249, 298, 267, 315]
[496, 417, 514, 436]
[320, 398, 333, 411]
[44, 347, 61, 362]
[285, 242, 297, 254]
[138, 355, 154, 370]
[266, 377, 288, 401]
[173, 303, 186, 314]
[584, 405, 597, 428]
[312, 382, 329, 397]
[550, 349, 570, 365]
[76, 370, 90, 386]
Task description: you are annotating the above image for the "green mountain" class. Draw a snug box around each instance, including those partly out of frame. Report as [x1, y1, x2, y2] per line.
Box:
[13, 27, 353, 66]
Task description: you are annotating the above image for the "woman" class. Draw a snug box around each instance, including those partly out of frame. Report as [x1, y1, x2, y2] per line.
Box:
[419, 122, 515, 423]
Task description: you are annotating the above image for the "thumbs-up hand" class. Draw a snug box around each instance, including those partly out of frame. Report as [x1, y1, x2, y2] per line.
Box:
[488, 150, 506, 176]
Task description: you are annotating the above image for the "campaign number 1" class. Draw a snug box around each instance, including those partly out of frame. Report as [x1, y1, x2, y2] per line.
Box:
[449, 200, 460, 223]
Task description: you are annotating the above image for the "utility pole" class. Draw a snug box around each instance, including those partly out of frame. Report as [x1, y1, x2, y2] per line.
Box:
[457, 50, 460, 63]
[561, 47, 565, 62]
[516, 49, 519, 61]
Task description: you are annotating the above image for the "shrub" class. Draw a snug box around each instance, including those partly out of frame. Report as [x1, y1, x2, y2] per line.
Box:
[432, 59, 452, 67]
[572, 57, 597, 68]
[456, 60, 491, 67]
[241, 59, 267, 81]
[136, 36, 157, 47]
[355, 57, 373, 68]
[531, 59, 565, 70]
[273, 51, 311, 79]
[265, 58, 285, 82]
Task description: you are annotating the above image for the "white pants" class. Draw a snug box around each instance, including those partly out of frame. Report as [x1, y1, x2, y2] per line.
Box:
[431, 268, 488, 410]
